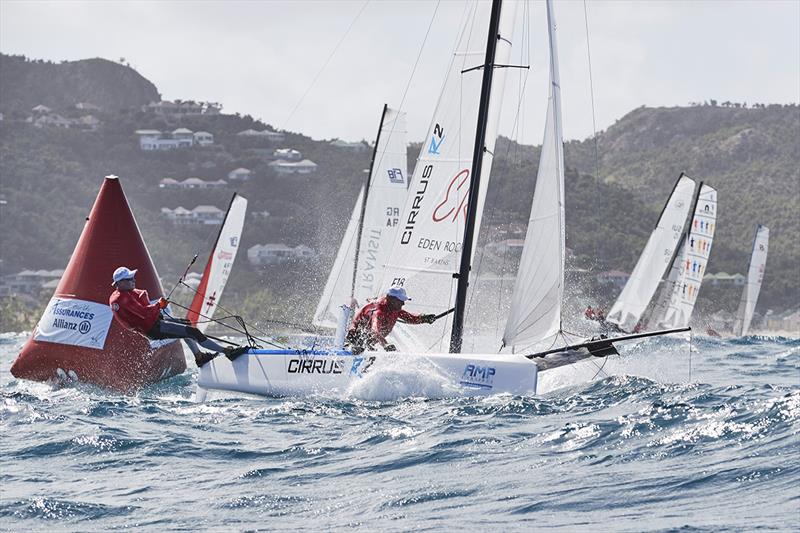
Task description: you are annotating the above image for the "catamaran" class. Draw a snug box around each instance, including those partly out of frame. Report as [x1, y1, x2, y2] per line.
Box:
[606, 174, 698, 333]
[647, 183, 718, 329]
[196, 0, 688, 401]
[733, 225, 769, 336]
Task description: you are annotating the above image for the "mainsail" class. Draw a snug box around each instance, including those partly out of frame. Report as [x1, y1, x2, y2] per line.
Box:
[606, 174, 697, 332]
[502, 0, 564, 352]
[733, 224, 769, 336]
[313, 107, 408, 328]
[652, 183, 718, 329]
[187, 193, 248, 332]
[380, 1, 517, 352]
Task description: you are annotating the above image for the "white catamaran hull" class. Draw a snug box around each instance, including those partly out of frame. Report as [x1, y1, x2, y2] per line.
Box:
[196, 349, 538, 399]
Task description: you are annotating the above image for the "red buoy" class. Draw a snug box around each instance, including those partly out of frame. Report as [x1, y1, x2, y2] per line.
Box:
[11, 175, 186, 392]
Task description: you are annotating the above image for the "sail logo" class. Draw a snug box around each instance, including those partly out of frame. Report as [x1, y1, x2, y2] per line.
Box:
[428, 123, 445, 155]
[401, 164, 433, 244]
[229, 236, 239, 247]
[388, 168, 404, 184]
[432, 169, 469, 223]
[460, 364, 495, 389]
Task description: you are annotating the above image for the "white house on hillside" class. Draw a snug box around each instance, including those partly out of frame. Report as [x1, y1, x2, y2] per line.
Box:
[247, 244, 316, 266]
[228, 167, 252, 181]
[703, 272, 746, 287]
[144, 100, 219, 116]
[268, 159, 318, 175]
[330, 139, 368, 152]
[273, 148, 302, 160]
[172, 128, 194, 147]
[161, 205, 225, 225]
[193, 131, 214, 146]
[30, 114, 72, 129]
[237, 129, 285, 142]
[135, 128, 200, 150]
[159, 178, 227, 190]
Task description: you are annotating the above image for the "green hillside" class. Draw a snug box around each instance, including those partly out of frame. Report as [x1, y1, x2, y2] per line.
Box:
[1, 56, 798, 333]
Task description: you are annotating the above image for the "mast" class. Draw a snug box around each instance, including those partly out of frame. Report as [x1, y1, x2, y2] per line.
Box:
[351, 103, 388, 298]
[449, 0, 503, 353]
[546, 0, 566, 335]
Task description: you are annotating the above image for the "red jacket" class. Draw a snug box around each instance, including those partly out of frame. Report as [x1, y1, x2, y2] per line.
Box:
[348, 296, 424, 344]
[109, 288, 161, 333]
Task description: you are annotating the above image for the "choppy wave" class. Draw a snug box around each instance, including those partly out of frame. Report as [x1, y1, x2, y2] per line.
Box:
[1, 334, 798, 531]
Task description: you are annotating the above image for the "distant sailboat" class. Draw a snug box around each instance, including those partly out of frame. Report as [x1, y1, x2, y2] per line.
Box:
[650, 183, 718, 329]
[606, 174, 697, 333]
[733, 225, 769, 336]
[186, 192, 248, 332]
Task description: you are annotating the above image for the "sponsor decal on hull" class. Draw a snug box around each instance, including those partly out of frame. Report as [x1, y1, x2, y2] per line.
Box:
[460, 363, 496, 390]
[287, 358, 345, 374]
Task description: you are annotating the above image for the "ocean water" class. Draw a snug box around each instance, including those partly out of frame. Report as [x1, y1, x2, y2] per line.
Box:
[1, 332, 798, 532]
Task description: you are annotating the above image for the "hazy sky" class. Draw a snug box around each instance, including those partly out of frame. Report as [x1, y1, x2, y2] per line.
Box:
[1, 0, 798, 144]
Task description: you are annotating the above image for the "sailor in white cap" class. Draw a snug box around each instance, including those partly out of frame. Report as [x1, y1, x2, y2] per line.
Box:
[108, 266, 244, 366]
[345, 286, 437, 354]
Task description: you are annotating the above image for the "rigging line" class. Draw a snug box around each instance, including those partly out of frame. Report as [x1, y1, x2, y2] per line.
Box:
[176, 280, 297, 344]
[590, 355, 609, 380]
[282, 0, 370, 131]
[504, 0, 532, 159]
[167, 300, 286, 349]
[688, 328, 693, 382]
[582, 0, 602, 263]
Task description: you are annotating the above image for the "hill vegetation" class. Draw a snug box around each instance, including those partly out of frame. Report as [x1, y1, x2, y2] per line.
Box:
[0, 55, 797, 333]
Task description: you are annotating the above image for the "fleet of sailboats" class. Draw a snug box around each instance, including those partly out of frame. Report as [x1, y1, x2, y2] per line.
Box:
[6, 1, 779, 399]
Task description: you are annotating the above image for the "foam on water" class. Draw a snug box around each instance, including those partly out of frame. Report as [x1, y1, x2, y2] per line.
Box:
[1, 333, 798, 531]
[346, 355, 464, 401]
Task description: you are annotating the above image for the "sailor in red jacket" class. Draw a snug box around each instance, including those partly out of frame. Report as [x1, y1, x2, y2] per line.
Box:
[345, 286, 436, 354]
[108, 266, 242, 367]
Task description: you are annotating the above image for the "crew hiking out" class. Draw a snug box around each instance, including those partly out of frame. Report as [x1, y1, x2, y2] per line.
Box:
[108, 266, 245, 367]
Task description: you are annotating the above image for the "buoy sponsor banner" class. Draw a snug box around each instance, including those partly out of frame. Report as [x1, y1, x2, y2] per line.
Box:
[34, 297, 113, 350]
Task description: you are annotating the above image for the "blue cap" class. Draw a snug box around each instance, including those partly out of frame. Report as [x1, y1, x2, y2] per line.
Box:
[386, 286, 410, 302]
[112, 266, 138, 286]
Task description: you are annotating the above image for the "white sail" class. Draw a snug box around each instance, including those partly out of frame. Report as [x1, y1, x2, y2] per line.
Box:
[502, 0, 564, 352]
[606, 175, 697, 332]
[313, 107, 409, 328]
[187, 193, 248, 333]
[355, 108, 409, 300]
[313, 187, 364, 328]
[655, 184, 718, 329]
[733, 225, 769, 336]
[380, 1, 517, 353]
